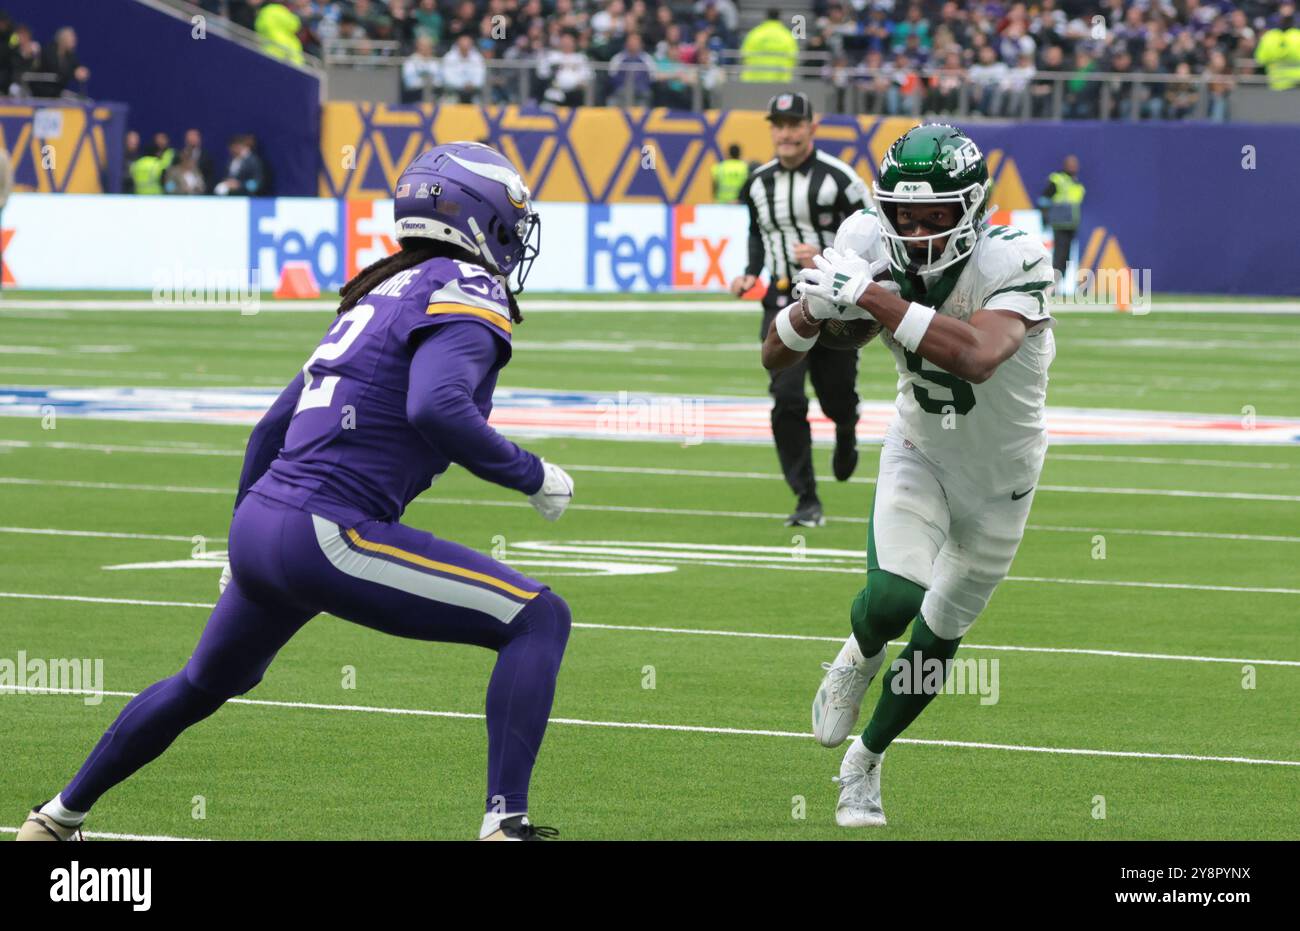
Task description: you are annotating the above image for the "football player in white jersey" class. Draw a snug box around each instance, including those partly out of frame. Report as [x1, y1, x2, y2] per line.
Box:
[763, 123, 1056, 827]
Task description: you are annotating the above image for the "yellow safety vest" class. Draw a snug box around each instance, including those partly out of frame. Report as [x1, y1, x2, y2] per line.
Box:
[740, 21, 799, 83]
[1256, 27, 1300, 91]
[256, 3, 305, 65]
[712, 159, 749, 203]
[130, 149, 175, 196]
[1048, 171, 1085, 230]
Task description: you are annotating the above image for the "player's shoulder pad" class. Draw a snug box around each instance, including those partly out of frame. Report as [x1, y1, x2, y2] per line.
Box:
[833, 208, 886, 262]
[974, 226, 1054, 295]
[412, 256, 515, 340]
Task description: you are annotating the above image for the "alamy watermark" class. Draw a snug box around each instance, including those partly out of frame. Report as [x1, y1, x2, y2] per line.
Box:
[0, 651, 104, 705]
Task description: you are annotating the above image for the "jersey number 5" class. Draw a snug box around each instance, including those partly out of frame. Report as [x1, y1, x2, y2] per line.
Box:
[295, 304, 375, 413]
[904, 348, 976, 416]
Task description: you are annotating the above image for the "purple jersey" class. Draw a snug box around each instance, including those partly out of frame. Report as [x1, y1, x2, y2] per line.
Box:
[247, 256, 542, 526]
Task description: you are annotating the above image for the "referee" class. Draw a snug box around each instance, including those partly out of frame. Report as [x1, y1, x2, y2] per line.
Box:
[729, 92, 868, 527]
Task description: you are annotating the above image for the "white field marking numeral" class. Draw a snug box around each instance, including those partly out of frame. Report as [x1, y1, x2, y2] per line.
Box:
[295, 304, 375, 414]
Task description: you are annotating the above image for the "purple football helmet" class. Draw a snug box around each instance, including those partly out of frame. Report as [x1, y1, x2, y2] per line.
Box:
[393, 142, 541, 291]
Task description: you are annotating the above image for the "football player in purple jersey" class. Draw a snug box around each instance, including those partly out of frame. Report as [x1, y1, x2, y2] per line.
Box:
[18, 143, 576, 842]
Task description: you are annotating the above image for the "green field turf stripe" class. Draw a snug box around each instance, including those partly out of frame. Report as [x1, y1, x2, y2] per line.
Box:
[8, 476, 1296, 510]
[5, 592, 1298, 667]
[0, 527, 222, 543]
[6, 684, 1298, 768]
[4, 439, 1293, 471]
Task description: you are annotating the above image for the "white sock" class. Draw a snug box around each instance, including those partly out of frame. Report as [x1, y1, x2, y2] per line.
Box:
[833, 635, 864, 668]
[41, 794, 87, 827]
[480, 811, 526, 838]
[857, 741, 885, 765]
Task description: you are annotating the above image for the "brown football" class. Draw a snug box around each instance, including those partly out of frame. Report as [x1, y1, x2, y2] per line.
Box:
[807, 296, 883, 351]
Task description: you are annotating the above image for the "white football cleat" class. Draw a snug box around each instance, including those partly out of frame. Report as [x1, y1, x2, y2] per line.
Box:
[833, 738, 887, 828]
[811, 636, 886, 747]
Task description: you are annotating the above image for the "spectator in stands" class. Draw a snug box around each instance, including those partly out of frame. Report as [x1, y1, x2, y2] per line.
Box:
[1207, 50, 1236, 120]
[923, 49, 964, 114]
[412, 0, 444, 46]
[852, 49, 889, 113]
[1029, 44, 1066, 117]
[1165, 61, 1199, 117]
[1138, 48, 1168, 119]
[442, 32, 486, 103]
[740, 8, 798, 82]
[538, 30, 591, 108]
[122, 131, 141, 194]
[180, 129, 217, 194]
[608, 31, 655, 105]
[892, 4, 931, 53]
[165, 151, 208, 195]
[402, 33, 441, 102]
[503, 28, 544, 103]
[447, 0, 479, 40]
[884, 50, 920, 115]
[30, 26, 89, 98]
[968, 44, 1008, 115]
[1065, 46, 1100, 118]
[1104, 49, 1137, 119]
[1002, 51, 1037, 117]
[653, 24, 693, 109]
[214, 135, 265, 196]
[7, 23, 41, 97]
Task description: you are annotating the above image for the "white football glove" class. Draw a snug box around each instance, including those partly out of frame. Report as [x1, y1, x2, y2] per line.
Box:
[218, 561, 232, 595]
[795, 248, 891, 320]
[528, 459, 574, 522]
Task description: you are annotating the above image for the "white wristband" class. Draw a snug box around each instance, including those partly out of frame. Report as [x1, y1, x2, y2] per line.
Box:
[894, 301, 936, 352]
[775, 304, 818, 352]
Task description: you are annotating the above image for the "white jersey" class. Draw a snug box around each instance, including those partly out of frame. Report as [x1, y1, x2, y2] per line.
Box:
[832, 209, 1056, 494]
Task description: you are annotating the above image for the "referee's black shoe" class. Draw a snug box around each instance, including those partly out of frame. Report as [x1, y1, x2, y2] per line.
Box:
[832, 425, 859, 482]
[785, 494, 824, 528]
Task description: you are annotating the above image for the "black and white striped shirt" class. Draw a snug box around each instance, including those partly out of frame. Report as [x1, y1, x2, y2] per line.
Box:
[740, 147, 868, 288]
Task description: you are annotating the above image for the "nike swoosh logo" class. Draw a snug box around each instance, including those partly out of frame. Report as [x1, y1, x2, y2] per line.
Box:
[1022, 259, 1043, 272]
[1011, 487, 1034, 500]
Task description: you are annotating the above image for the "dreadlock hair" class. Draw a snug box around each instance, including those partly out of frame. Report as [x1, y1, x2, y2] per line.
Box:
[337, 238, 524, 323]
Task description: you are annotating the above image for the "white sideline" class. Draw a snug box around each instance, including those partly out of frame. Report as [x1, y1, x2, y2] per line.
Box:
[2, 682, 1297, 768]
[0, 825, 206, 841]
[2, 590, 1297, 666]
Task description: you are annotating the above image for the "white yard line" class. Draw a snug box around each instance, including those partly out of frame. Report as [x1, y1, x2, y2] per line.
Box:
[0, 825, 207, 841]
[3, 682, 1296, 767]
[2, 591, 1296, 666]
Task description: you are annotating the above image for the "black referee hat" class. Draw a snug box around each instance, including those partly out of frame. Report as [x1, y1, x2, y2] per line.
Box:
[766, 92, 814, 122]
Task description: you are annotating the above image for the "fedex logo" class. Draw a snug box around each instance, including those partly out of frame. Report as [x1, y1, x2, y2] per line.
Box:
[345, 198, 398, 280]
[249, 198, 346, 292]
[671, 205, 734, 289]
[587, 205, 671, 291]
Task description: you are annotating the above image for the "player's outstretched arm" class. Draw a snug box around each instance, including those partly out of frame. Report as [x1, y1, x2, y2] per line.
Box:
[234, 371, 304, 512]
[406, 321, 545, 494]
[761, 304, 821, 371]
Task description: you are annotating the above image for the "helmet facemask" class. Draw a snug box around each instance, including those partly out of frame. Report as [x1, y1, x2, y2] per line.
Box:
[872, 178, 990, 275]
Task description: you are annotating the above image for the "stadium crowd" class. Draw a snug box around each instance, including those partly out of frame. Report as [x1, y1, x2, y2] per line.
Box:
[0, 13, 90, 98]
[190, 1, 1299, 119]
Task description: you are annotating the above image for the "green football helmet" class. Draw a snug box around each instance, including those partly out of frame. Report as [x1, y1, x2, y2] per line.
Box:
[871, 124, 992, 274]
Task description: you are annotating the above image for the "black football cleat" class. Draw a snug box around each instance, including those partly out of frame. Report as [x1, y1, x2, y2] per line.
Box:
[832, 427, 859, 482]
[785, 496, 825, 528]
[480, 814, 559, 841]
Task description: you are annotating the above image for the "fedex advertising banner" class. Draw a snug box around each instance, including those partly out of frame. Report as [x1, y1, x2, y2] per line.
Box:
[2, 193, 1009, 295]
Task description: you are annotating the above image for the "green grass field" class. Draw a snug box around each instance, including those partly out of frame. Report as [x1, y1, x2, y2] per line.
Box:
[1, 293, 1297, 840]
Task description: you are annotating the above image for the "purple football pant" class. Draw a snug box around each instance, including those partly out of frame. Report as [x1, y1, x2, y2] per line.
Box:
[61, 492, 570, 817]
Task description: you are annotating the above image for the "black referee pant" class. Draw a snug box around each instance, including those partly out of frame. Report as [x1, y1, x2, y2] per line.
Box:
[1052, 227, 1074, 278]
[760, 284, 859, 504]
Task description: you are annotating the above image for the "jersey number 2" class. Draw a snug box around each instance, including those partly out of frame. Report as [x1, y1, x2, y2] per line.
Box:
[295, 304, 375, 413]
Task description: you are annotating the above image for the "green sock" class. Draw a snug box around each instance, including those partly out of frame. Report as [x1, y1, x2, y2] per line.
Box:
[863, 616, 962, 755]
